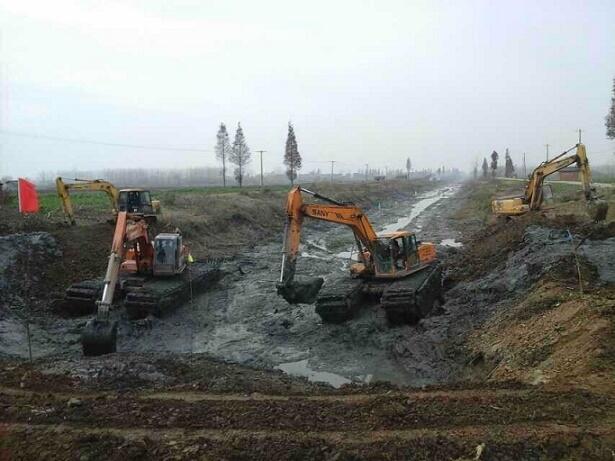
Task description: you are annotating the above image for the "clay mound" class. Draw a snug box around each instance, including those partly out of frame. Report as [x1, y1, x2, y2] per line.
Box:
[0, 232, 62, 310]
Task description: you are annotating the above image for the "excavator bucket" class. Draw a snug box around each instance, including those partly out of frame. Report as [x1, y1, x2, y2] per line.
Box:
[81, 319, 118, 356]
[276, 276, 324, 304]
[587, 199, 608, 222]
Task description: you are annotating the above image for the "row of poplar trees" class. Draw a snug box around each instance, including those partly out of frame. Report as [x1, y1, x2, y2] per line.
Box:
[478, 149, 515, 179]
[215, 122, 303, 187]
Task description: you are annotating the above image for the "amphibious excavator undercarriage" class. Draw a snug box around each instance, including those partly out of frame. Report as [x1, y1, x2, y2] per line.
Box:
[59, 211, 219, 355]
[276, 186, 443, 325]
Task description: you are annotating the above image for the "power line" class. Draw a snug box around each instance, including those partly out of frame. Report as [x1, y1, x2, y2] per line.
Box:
[0, 129, 212, 153]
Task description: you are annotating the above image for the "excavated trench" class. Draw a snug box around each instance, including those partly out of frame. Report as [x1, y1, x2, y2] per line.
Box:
[4, 183, 613, 390]
[120, 185, 465, 386]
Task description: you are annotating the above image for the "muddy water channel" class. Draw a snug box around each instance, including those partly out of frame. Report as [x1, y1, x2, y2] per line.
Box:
[118, 185, 463, 387]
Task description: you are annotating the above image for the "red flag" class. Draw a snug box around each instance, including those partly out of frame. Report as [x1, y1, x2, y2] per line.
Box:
[18, 178, 40, 213]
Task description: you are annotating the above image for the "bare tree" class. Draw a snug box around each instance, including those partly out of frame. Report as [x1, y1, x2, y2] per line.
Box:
[405, 157, 412, 179]
[229, 123, 251, 187]
[482, 158, 488, 178]
[607, 77, 615, 140]
[215, 123, 231, 187]
[283, 122, 302, 185]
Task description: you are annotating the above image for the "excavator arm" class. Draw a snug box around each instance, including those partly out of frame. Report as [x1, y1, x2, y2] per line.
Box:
[279, 186, 378, 287]
[56, 177, 119, 225]
[80, 211, 129, 356]
[493, 144, 607, 221]
[96, 211, 128, 318]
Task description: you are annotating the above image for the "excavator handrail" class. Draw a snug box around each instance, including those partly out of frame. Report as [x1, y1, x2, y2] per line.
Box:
[56, 176, 119, 225]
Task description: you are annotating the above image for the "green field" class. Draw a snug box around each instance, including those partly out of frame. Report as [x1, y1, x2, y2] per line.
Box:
[6, 184, 292, 213]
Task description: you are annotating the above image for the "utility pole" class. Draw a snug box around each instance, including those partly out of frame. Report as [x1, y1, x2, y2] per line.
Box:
[329, 160, 336, 184]
[545, 144, 550, 161]
[255, 150, 266, 187]
[365, 163, 369, 182]
[523, 152, 527, 177]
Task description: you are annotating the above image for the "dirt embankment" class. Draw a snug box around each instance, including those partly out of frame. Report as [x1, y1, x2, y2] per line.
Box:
[0, 179, 434, 312]
[156, 180, 435, 258]
[445, 181, 615, 393]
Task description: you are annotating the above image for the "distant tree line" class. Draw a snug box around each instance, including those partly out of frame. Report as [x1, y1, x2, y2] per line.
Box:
[214, 121, 304, 187]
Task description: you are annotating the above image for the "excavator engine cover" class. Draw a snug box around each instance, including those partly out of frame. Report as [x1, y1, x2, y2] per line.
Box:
[81, 319, 118, 356]
[277, 276, 324, 304]
[587, 199, 608, 222]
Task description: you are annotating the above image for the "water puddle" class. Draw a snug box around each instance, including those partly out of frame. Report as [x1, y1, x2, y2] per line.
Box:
[275, 359, 352, 388]
[380, 189, 450, 233]
[440, 238, 463, 248]
[335, 250, 359, 261]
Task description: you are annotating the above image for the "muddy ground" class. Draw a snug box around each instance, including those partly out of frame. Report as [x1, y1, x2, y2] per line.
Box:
[1, 179, 615, 459]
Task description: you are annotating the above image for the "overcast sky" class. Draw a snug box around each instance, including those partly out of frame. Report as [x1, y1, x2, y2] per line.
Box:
[0, 0, 614, 179]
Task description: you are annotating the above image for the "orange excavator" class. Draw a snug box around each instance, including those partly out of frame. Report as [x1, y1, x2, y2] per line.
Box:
[71, 211, 220, 356]
[277, 187, 443, 324]
[79, 211, 186, 355]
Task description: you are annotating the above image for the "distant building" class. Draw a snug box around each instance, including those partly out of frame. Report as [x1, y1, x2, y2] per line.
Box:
[558, 167, 579, 181]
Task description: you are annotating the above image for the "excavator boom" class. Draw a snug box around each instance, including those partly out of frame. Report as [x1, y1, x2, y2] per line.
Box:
[80, 211, 129, 356]
[80, 211, 154, 356]
[56, 177, 119, 225]
[280, 187, 377, 288]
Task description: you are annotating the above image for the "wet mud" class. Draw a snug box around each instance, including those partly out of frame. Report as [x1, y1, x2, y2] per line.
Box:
[119, 186, 465, 386]
[3, 183, 614, 391]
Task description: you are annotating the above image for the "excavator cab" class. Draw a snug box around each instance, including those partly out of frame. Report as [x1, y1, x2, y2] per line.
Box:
[153, 234, 186, 276]
[118, 189, 155, 215]
[372, 232, 434, 276]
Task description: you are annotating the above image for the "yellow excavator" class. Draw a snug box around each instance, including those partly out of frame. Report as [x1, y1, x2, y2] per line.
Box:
[276, 186, 443, 324]
[55, 177, 160, 225]
[491, 143, 608, 221]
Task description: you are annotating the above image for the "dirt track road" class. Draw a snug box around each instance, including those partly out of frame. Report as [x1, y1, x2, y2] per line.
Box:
[2, 382, 614, 460]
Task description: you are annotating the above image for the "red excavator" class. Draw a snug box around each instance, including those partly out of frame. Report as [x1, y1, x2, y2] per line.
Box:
[277, 187, 443, 324]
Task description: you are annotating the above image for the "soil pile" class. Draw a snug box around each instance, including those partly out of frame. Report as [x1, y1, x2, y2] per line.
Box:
[0, 232, 61, 310]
